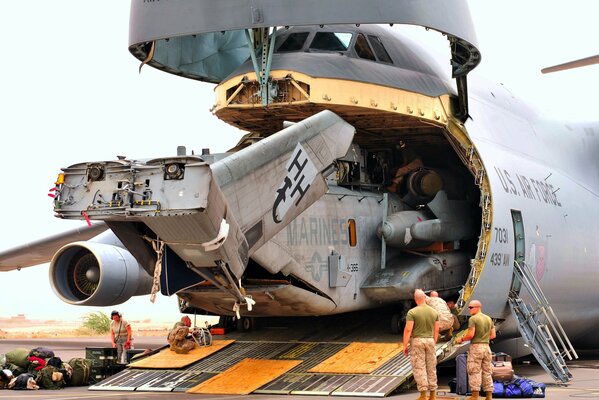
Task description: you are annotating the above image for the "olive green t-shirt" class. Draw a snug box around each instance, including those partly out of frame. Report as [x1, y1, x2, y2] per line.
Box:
[406, 304, 439, 338]
[468, 312, 493, 344]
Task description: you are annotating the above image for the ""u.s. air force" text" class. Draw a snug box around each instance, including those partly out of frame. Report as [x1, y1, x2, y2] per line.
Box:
[494, 168, 561, 207]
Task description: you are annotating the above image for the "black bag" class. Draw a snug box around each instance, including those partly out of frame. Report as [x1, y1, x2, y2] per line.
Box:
[456, 353, 470, 395]
[29, 347, 55, 360]
[47, 356, 63, 369]
[13, 373, 36, 390]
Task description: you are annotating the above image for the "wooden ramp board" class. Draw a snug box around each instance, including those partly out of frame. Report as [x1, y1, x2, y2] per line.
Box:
[128, 340, 235, 369]
[308, 342, 403, 374]
[187, 358, 302, 395]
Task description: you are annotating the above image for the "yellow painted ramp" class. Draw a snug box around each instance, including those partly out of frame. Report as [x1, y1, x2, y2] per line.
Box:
[187, 358, 302, 394]
[309, 342, 403, 374]
[129, 340, 235, 369]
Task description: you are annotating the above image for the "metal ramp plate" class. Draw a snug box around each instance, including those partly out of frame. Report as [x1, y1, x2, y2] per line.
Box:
[332, 375, 407, 397]
[89, 340, 453, 397]
[136, 371, 216, 392]
[256, 373, 353, 395]
[89, 369, 164, 391]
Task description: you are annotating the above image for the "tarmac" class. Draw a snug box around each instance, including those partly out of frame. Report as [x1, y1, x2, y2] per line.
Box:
[1, 337, 598, 399]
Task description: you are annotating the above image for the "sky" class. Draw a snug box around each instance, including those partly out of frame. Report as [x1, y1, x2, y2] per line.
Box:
[0, 1, 597, 325]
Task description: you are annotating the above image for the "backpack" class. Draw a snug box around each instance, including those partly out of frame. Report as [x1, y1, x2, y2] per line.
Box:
[493, 377, 534, 398]
[3, 362, 25, 377]
[11, 372, 39, 390]
[36, 365, 66, 390]
[68, 358, 91, 386]
[47, 356, 63, 369]
[27, 356, 47, 375]
[167, 325, 189, 344]
[5, 348, 30, 369]
[29, 347, 55, 360]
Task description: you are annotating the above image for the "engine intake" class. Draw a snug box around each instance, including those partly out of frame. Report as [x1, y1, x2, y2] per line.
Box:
[49, 241, 153, 306]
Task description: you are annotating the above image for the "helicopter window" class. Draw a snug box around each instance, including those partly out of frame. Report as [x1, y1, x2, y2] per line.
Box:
[276, 32, 310, 52]
[354, 33, 376, 61]
[367, 35, 393, 64]
[309, 32, 352, 51]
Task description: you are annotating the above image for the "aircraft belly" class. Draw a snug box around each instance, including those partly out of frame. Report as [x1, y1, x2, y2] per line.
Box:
[185, 285, 336, 317]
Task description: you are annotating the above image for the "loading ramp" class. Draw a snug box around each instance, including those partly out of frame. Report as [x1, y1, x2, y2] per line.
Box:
[90, 339, 455, 397]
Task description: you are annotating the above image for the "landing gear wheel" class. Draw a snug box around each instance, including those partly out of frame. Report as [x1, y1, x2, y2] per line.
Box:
[237, 317, 254, 332]
[391, 313, 405, 334]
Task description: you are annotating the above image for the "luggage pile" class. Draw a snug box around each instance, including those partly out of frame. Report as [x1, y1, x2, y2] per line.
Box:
[450, 352, 546, 398]
[0, 346, 92, 390]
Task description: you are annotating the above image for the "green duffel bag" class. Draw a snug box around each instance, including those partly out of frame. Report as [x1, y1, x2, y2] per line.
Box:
[36, 365, 66, 390]
[5, 348, 30, 369]
[68, 357, 91, 386]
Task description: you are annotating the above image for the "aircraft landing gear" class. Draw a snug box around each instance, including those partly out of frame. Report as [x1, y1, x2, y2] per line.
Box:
[391, 313, 406, 334]
[237, 316, 255, 332]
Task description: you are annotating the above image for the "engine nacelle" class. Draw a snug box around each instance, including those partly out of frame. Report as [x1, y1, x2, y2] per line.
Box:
[49, 241, 153, 306]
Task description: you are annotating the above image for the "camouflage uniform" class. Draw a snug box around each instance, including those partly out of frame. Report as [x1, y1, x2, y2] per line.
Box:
[406, 304, 439, 392]
[167, 325, 197, 354]
[410, 337, 437, 391]
[426, 296, 454, 332]
[466, 312, 494, 393]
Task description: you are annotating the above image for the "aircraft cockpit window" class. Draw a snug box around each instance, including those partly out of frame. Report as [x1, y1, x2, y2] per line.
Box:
[309, 32, 352, 52]
[354, 33, 376, 61]
[276, 32, 310, 52]
[367, 35, 393, 64]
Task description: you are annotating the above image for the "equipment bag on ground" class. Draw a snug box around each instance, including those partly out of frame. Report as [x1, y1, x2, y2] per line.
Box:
[36, 365, 66, 390]
[68, 358, 92, 386]
[493, 377, 534, 398]
[455, 353, 470, 395]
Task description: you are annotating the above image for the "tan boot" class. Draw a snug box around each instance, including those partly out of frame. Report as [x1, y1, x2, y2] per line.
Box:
[485, 391, 493, 400]
[467, 391, 480, 400]
[429, 390, 436, 400]
[416, 391, 427, 400]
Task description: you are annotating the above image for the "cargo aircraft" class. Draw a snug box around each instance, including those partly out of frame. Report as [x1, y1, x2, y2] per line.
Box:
[0, 0, 594, 387]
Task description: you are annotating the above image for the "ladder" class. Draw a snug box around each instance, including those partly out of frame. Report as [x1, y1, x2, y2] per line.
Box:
[508, 261, 578, 383]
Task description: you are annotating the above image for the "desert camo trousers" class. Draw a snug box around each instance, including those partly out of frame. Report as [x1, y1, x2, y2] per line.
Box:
[467, 343, 493, 392]
[409, 337, 437, 391]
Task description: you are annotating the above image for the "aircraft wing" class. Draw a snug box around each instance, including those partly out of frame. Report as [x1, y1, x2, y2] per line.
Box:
[0, 223, 108, 271]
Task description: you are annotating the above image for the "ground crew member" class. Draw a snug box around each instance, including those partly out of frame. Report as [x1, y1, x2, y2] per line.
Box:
[446, 299, 463, 330]
[456, 300, 496, 400]
[167, 315, 197, 354]
[173, 315, 192, 329]
[426, 291, 455, 339]
[387, 140, 423, 193]
[110, 310, 132, 364]
[403, 289, 440, 400]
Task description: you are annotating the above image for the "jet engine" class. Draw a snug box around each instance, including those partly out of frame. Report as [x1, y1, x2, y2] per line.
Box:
[49, 241, 153, 306]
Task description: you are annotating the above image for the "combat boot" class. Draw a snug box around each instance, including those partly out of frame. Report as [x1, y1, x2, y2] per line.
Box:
[466, 391, 480, 400]
[416, 391, 427, 400]
[429, 390, 437, 400]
